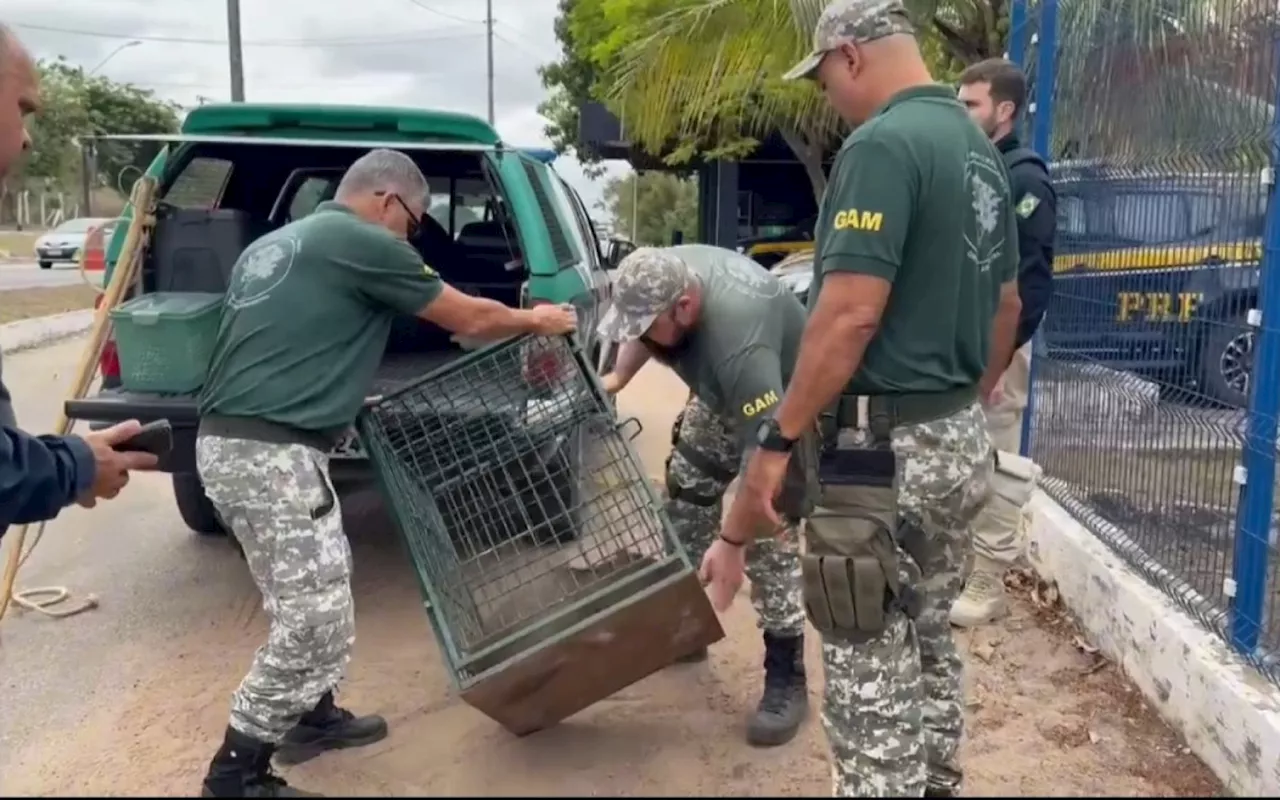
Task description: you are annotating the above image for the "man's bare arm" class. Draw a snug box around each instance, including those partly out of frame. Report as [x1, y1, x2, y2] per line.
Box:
[774, 273, 892, 440]
[609, 339, 652, 388]
[417, 284, 574, 340]
[978, 280, 1022, 399]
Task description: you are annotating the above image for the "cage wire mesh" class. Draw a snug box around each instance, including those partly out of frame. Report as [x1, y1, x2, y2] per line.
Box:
[1023, 0, 1280, 680]
[358, 334, 682, 682]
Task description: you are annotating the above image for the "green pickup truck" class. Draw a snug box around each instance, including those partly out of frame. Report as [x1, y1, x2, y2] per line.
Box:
[66, 103, 621, 537]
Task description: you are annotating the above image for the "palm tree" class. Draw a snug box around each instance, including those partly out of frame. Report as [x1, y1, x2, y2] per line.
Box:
[604, 0, 840, 200]
[599, 0, 1276, 200]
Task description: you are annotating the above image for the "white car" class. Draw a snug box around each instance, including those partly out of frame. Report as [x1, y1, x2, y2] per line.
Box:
[33, 217, 114, 269]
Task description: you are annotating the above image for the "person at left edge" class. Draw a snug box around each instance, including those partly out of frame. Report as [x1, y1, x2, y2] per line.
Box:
[194, 148, 577, 799]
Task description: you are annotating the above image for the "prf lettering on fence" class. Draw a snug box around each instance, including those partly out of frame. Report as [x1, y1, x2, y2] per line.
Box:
[1115, 292, 1202, 323]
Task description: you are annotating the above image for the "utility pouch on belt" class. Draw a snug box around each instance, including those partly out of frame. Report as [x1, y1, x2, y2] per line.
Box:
[802, 508, 922, 635]
[803, 447, 922, 636]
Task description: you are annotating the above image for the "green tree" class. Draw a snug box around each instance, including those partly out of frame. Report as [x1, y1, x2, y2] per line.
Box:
[537, 0, 620, 178]
[542, 0, 1270, 200]
[7, 58, 180, 196]
[601, 171, 699, 245]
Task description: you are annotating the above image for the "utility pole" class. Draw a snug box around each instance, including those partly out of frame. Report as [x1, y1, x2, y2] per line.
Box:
[485, 0, 494, 124]
[226, 0, 245, 101]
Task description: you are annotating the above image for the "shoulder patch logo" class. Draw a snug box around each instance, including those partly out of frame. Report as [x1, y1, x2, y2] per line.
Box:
[423, 262, 438, 277]
[1016, 193, 1040, 219]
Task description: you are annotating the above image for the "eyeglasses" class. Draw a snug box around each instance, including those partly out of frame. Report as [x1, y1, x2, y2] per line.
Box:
[376, 191, 423, 241]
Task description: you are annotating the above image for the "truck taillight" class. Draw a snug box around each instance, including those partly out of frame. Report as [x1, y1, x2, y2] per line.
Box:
[93, 295, 120, 380]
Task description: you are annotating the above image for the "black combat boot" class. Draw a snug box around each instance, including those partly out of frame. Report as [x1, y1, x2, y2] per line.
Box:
[746, 632, 809, 747]
[925, 785, 960, 798]
[274, 691, 389, 766]
[201, 726, 321, 798]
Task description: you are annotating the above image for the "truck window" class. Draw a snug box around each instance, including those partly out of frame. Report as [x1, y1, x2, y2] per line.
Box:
[164, 156, 233, 209]
[288, 175, 339, 221]
[1186, 193, 1223, 238]
[1057, 195, 1086, 237]
[424, 177, 494, 238]
[548, 175, 600, 271]
[1113, 193, 1187, 244]
[521, 159, 577, 268]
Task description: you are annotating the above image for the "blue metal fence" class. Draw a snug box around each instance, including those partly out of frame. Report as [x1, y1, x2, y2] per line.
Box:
[1013, 0, 1280, 680]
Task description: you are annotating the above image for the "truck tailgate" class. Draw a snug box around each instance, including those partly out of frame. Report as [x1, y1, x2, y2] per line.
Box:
[65, 389, 200, 473]
[65, 389, 199, 425]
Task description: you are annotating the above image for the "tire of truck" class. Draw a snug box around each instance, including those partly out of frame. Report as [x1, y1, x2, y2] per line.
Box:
[1199, 309, 1253, 409]
[172, 472, 228, 536]
[38, 260, 52, 269]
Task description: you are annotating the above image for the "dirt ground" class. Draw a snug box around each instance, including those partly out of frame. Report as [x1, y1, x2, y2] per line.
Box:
[0, 360, 1223, 797]
[0, 284, 98, 323]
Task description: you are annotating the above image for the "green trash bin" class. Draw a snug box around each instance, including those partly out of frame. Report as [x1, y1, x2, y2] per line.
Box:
[110, 292, 224, 394]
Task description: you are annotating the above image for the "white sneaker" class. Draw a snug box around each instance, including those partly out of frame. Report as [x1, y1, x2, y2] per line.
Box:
[950, 569, 1008, 628]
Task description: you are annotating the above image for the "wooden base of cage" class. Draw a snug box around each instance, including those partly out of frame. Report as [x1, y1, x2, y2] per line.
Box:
[458, 568, 723, 736]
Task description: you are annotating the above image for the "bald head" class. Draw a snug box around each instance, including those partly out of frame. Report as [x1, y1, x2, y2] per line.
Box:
[0, 23, 38, 182]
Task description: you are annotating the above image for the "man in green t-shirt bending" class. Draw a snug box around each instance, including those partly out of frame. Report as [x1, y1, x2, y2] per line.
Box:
[599, 243, 811, 748]
[195, 148, 576, 799]
[708, 0, 1023, 796]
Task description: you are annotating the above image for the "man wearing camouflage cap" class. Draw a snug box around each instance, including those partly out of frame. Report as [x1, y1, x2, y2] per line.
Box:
[598, 243, 814, 748]
[706, 0, 1024, 796]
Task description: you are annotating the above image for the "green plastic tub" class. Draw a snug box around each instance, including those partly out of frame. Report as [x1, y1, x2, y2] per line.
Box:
[110, 292, 224, 393]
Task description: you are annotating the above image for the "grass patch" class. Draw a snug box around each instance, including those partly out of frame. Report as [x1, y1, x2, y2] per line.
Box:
[0, 284, 99, 324]
[0, 230, 41, 258]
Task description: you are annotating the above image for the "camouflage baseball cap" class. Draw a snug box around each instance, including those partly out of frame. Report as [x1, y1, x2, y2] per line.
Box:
[782, 0, 915, 81]
[596, 247, 694, 342]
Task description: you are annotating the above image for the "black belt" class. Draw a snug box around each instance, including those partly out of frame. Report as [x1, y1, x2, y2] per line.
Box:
[829, 386, 977, 439]
[666, 439, 736, 507]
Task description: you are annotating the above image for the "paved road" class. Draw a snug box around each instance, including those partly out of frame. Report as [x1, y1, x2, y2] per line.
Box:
[0, 338, 1217, 797]
[0, 261, 88, 290]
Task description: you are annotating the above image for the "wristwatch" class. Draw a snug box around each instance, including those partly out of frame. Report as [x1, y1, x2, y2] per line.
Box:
[755, 417, 796, 453]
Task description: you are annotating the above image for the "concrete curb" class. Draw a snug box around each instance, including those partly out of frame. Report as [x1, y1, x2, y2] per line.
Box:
[0, 310, 94, 355]
[1027, 491, 1280, 796]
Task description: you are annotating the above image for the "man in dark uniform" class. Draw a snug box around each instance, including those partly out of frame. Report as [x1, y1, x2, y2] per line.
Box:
[952, 57, 1058, 628]
[195, 148, 576, 798]
[0, 24, 158, 534]
[707, 0, 1023, 795]
[597, 243, 811, 747]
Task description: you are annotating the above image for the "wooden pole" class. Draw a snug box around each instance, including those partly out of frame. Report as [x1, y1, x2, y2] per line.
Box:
[0, 177, 158, 622]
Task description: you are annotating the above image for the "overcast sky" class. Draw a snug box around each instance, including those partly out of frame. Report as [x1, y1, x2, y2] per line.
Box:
[7, 0, 630, 211]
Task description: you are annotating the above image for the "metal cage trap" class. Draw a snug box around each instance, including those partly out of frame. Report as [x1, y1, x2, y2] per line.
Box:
[357, 334, 723, 734]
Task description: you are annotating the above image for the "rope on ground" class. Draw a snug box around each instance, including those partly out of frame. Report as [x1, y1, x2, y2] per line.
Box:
[1, 519, 99, 620]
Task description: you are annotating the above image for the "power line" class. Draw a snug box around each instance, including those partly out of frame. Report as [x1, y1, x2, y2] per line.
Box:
[491, 29, 552, 62]
[10, 20, 479, 48]
[401, 0, 485, 25]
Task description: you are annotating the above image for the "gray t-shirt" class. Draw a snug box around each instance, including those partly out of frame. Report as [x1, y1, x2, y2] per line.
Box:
[666, 245, 807, 445]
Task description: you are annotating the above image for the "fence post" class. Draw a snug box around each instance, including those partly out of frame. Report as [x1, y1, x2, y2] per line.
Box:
[1229, 52, 1280, 654]
[1018, 0, 1058, 458]
[1006, 0, 1028, 68]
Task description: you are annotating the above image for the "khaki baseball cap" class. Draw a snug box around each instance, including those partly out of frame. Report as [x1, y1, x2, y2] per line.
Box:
[596, 247, 695, 343]
[783, 0, 915, 81]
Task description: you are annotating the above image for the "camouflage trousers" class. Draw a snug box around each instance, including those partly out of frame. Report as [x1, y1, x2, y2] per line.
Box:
[666, 395, 805, 637]
[972, 342, 1032, 566]
[811, 402, 992, 796]
[196, 435, 355, 744]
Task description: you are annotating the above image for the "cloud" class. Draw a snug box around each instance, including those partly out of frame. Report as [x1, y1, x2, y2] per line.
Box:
[5, 0, 632, 208]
